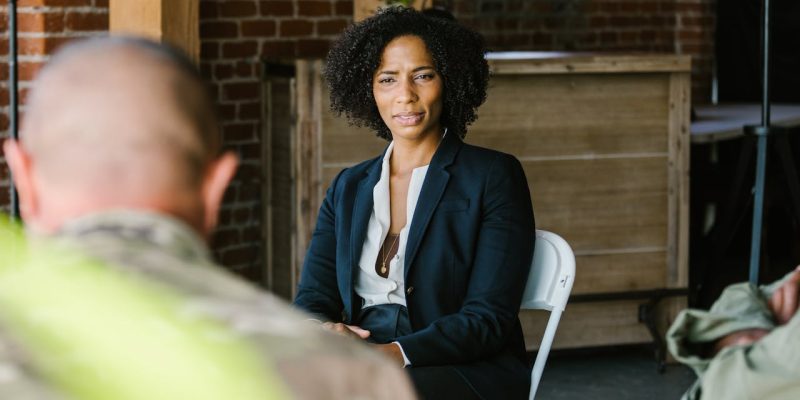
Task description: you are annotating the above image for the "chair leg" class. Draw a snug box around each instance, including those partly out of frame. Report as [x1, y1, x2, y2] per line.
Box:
[529, 310, 563, 400]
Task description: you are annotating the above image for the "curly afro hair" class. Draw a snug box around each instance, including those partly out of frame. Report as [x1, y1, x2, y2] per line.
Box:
[324, 6, 489, 141]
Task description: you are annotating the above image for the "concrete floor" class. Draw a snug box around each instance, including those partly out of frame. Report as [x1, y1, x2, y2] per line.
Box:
[533, 346, 696, 400]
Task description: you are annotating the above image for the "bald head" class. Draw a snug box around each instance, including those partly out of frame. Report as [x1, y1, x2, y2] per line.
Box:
[23, 37, 218, 194]
[6, 37, 238, 235]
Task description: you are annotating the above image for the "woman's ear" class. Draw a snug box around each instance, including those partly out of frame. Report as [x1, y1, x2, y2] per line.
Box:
[3, 139, 40, 223]
[200, 151, 239, 237]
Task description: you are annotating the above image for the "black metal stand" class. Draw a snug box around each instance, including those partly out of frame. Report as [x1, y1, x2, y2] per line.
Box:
[747, 0, 774, 285]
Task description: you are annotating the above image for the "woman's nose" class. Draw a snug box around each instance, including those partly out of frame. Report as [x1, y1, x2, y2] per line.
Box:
[395, 78, 418, 103]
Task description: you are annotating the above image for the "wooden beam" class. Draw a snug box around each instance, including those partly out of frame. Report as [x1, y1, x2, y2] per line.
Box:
[109, 0, 199, 63]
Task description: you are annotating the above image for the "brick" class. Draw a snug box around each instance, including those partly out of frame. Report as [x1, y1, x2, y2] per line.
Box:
[218, 104, 237, 120]
[238, 181, 260, 200]
[211, 228, 241, 248]
[238, 102, 260, 120]
[95, 0, 109, 7]
[236, 164, 261, 180]
[279, 19, 313, 37]
[298, 1, 331, 16]
[260, 1, 294, 16]
[219, 1, 258, 18]
[296, 39, 329, 57]
[242, 226, 261, 242]
[235, 61, 253, 77]
[679, 29, 710, 42]
[241, 20, 276, 37]
[0, 63, 7, 81]
[200, 42, 219, 60]
[17, 11, 64, 33]
[18, 37, 46, 56]
[0, 184, 9, 208]
[619, 31, 638, 43]
[223, 123, 256, 142]
[531, 32, 552, 47]
[237, 142, 261, 160]
[334, 0, 354, 16]
[44, 37, 74, 54]
[599, 31, 618, 45]
[481, 1, 504, 13]
[619, 2, 640, 13]
[660, 2, 677, 12]
[18, 62, 44, 81]
[65, 11, 108, 31]
[222, 41, 258, 58]
[589, 16, 608, 29]
[199, 1, 218, 19]
[215, 63, 235, 80]
[261, 40, 295, 57]
[640, 2, 659, 13]
[0, 113, 8, 133]
[18, 0, 92, 5]
[677, 2, 706, 13]
[200, 21, 238, 39]
[316, 18, 348, 35]
[232, 207, 250, 223]
[218, 208, 233, 225]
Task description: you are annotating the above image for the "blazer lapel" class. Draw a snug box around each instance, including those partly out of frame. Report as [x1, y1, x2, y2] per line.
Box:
[350, 155, 383, 286]
[404, 133, 463, 280]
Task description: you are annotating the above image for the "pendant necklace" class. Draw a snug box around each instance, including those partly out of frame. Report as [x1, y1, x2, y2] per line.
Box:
[379, 234, 400, 276]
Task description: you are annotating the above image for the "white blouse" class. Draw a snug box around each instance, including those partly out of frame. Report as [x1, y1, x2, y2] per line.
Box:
[354, 141, 429, 309]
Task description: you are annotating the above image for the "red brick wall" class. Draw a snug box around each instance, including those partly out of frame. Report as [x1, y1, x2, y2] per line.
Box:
[199, 0, 354, 281]
[0, 0, 108, 214]
[1, 0, 716, 283]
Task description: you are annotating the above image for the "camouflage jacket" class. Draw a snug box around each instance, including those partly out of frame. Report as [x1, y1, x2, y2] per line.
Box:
[0, 210, 416, 400]
[667, 273, 800, 400]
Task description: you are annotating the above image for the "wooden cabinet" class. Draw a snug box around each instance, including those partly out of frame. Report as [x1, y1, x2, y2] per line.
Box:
[263, 52, 691, 349]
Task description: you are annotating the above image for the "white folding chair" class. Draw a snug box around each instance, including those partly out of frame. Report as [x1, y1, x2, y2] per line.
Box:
[521, 230, 575, 400]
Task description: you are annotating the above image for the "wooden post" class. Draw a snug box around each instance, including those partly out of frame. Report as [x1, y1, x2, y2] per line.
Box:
[109, 0, 199, 63]
[354, 0, 427, 22]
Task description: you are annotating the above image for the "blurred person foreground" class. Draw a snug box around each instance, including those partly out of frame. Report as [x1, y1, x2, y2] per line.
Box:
[1, 36, 415, 400]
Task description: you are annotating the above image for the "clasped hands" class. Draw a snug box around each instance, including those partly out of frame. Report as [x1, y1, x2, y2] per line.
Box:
[321, 322, 405, 366]
[714, 266, 800, 354]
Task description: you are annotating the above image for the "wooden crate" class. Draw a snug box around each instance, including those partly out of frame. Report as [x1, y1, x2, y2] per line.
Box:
[264, 53, 691, 349]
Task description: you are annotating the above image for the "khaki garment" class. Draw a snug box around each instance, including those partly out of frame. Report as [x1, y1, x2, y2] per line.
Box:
[667, 273, 800, 400]
[2, 210, 416, 400]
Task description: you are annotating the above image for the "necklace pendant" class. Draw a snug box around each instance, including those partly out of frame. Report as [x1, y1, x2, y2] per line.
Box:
[381, 263, 387, 275]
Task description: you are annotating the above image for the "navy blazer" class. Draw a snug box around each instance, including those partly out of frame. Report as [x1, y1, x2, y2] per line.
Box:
[294, 132, 536, 399]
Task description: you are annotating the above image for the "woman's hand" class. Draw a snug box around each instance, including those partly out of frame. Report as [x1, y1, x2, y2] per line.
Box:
[373, 343, 405, 367]
[321, 322, 371, 340]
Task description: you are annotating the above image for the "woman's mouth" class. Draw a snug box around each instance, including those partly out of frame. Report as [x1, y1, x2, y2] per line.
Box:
[393, 112, 425, 126]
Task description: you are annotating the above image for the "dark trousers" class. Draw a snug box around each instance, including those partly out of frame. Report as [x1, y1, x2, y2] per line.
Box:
[357, 304, 481, 399]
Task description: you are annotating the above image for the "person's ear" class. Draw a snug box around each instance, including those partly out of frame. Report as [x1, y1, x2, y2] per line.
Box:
[200, 151, 239, 237]
[3, 139, 39, 223]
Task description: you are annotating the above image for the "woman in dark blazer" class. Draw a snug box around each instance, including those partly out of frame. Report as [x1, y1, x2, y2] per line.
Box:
[294, 7, 536, 399]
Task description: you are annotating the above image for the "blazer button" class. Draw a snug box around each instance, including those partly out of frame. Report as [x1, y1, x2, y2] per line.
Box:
[406, 286, 414, 295]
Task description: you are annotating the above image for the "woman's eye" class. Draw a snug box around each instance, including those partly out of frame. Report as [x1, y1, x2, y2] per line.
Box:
[378, 77, 395, 84]
[415, 74, 434, 81]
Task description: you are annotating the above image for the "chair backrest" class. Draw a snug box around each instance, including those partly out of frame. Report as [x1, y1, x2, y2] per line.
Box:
[521, 230, 575, 400]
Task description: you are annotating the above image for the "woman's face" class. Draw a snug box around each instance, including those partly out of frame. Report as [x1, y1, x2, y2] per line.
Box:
[372, 35, 443, 143]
